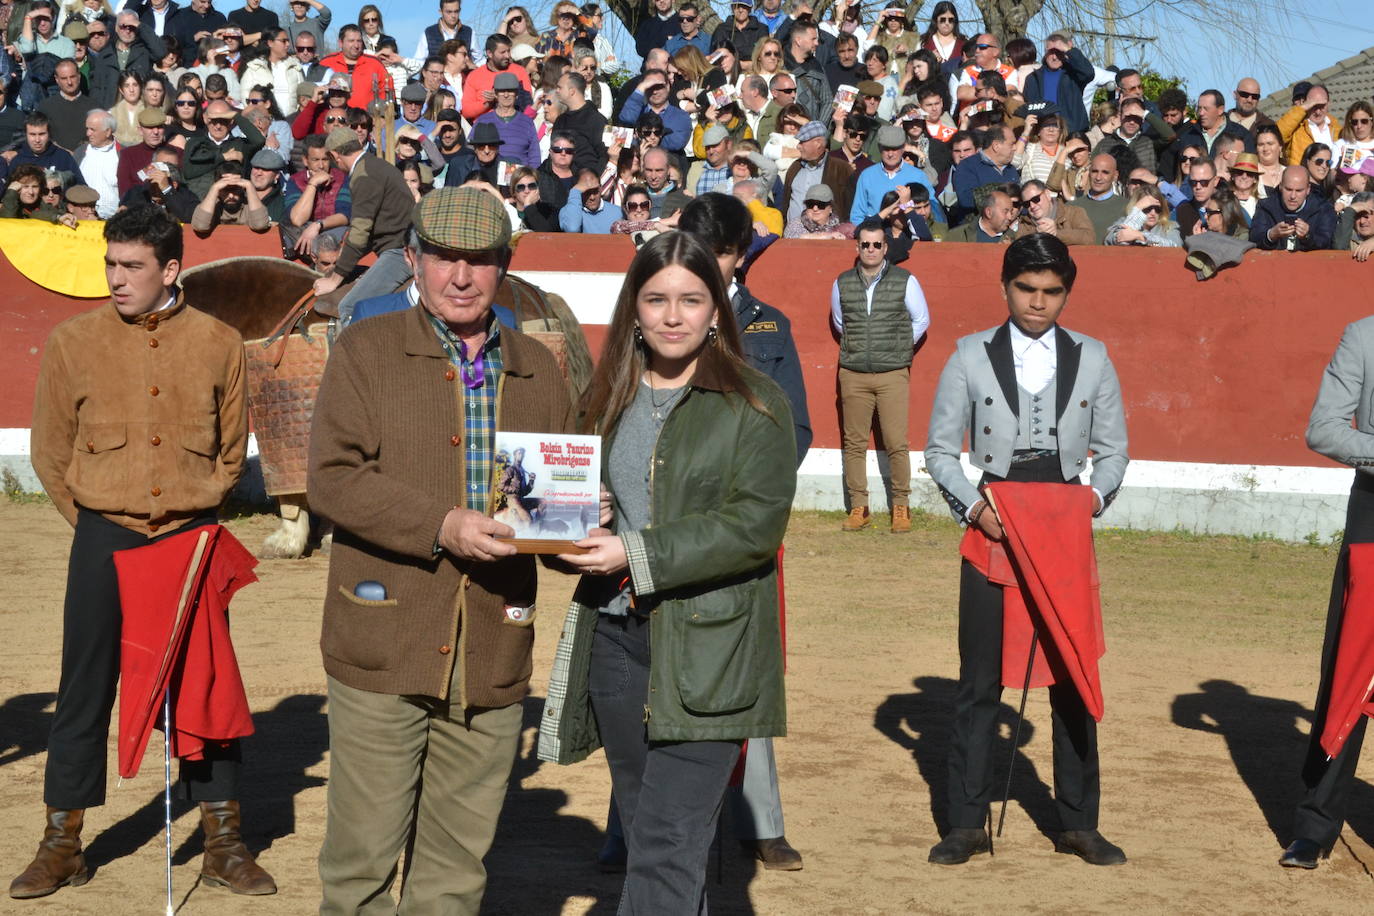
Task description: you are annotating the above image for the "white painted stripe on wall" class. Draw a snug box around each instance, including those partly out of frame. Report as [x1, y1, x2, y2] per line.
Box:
[0, 428, 1353, 497]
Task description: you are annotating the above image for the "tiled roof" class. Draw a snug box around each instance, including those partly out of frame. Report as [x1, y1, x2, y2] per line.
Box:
[1258, 46, 1374, 119]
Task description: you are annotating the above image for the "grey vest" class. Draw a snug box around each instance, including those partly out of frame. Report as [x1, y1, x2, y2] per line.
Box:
[837, 265, 914, 374]
[1015, 374, 1058, 450]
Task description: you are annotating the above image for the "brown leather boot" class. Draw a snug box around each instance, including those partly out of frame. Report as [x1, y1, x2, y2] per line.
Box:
[9, 807, 90, 899]
[198, 801, 277, 895]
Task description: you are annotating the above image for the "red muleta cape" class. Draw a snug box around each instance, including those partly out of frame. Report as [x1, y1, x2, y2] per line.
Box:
[1319, 541, 1374, 759]
[113, 524, 258, 780]
[959, 482, 1107, 721]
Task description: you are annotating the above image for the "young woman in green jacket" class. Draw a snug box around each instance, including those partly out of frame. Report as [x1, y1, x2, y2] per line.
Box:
[553, 231, 796, 912]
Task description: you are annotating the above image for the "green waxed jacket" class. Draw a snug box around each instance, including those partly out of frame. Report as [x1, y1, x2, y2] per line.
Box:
[537, 361, 796, 764]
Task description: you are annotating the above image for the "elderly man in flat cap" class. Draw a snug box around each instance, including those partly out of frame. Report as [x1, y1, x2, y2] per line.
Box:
[308, 186, 575, 915]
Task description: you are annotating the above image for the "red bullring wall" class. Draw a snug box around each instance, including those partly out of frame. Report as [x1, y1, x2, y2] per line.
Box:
[2, 229, 1362, 470]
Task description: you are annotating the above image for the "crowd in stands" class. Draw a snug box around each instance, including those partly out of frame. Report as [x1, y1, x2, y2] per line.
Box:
[3, 0, 1374, 272]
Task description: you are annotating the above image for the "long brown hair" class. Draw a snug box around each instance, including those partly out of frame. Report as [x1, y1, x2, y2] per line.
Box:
[580, 231, 767, 435]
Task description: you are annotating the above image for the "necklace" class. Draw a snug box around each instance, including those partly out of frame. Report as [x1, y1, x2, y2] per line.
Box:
[646, 380, 686, 422]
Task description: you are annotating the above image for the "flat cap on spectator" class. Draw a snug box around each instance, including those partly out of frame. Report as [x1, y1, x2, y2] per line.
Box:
[493, 72, 521, 92]
[296, 81, 319, 98]
[730, 0, 752, 6]
[795, 120, 827, 142]
[324, 127, 357, 152]
[857, 80, 884, 99]
[803, 184, 834, 205]
[63, 21, 88, 40]
[1231, 153, 1261, 174]
[702, 123, 730, 147]
[469, 122, 502, 146]
[399, 82, 428, 103]
[65, 185, 99, 206]
[436, 108, 461, 123]
[511, 44, 543, 62]
[138, 109, 166, 128]
[326, 73, 352, 92]
[250, 149, 286, 170]
[876, 124, 905, 148]
[413, 186, 512, 252]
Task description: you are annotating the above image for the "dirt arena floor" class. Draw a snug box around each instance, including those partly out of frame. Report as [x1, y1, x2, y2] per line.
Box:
[3, 498, 1374, 914]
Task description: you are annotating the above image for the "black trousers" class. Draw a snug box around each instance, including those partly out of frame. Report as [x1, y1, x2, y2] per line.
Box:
[589, 612, 741, 916]
[946, 455, 1100, 832]
[45, 509, 241, 809]
[1292, 474, 1374, 847]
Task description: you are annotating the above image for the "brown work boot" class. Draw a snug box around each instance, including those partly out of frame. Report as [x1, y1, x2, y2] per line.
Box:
[198, 801, 277, 895]
[891, 505, 912, 533]
[841, 507, 871, 531]
[9, 807, 90, 899]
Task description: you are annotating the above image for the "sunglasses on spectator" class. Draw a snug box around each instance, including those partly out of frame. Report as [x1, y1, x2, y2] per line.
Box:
[639, 127, 663, 136]
[679, 14, 696, 22]
[937, 15, 956, 23]
[858, 241, 885, 249]
[325, 116, 347, 124]
[762, 51, 780, 58]
[362, 16, 379, 23]
[804, 201, 829, 209]
[845, 129, 867, 139]
[1140, 204, 1162, 214]
[1351, 117, 1374, 125]
[514, 182, 538, 192]
[1310, 157, 1331, 166]
[625, 200, 650, 211]
[43, 186, 61, 195]
[1236, 90, 1260, 101]
[296, 45, 316, 52]
[974, 43, 997, 51]
[1179, 154, 1198, 164]
[558, 11, 576, 18]
[1205, 208, 1223, 217]
[509, 15, 523, 22]
[1189, 177, 1214, 186]
[88, 29, 107, 36]
[246, 97, 267, 105]
[208, 117, 235, 126]
[117, 23, 138, 31]
[551, 145, 575, 153]
[175, 99, 198, 107]
[774, 86, 796, 94]
[1022, 192, 1044, 207]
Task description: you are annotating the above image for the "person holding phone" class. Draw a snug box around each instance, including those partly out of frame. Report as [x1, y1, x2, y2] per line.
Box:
[1250, 165, 1337, 251]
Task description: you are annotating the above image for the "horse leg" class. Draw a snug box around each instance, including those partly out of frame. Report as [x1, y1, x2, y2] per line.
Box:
[260, 493, 311, 559]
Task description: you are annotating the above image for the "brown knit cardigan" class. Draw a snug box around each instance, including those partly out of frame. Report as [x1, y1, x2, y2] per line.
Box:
[307, 305, 575, 706]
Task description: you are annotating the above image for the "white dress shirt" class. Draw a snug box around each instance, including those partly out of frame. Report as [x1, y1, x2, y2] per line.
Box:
[1009, 320, 1055, 394]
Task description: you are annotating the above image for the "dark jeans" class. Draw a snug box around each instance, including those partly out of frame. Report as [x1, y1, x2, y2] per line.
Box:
[1293, 474, 1374, 847]
[946, 454, 1100, 832]
[45, 509, 241, 809]
[589, 613, 740, 916]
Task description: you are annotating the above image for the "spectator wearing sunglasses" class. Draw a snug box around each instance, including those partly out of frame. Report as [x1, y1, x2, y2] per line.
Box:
[619, 68, 692, 154]
[1333, 100, 1374, 167]
[559, 167, 618, 233]
[1226, 77, 1275, 137]
[1015, 178, 1095, 246]
[1104, 185, 1181, 247]
[182, 99, 267, 199]
[88, 11, 168, 108]
[1278, 83, 1342, 166]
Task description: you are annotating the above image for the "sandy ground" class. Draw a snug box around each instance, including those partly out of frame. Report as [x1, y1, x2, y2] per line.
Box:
[2, 499, 1373, 914]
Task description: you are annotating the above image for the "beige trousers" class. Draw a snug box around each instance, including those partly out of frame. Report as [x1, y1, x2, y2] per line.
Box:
[318, 673, 523, 915]
[838, 366, 911, 509]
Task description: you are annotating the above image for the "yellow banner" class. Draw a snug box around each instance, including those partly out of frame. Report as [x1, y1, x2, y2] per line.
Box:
[0, 219, 109, 299]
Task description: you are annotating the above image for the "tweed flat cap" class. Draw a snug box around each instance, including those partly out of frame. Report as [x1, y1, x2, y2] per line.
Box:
[701, 123, 730, 147]
[296, 80, 319, 98]
[795, 120, 827, 142]
[400, 82, 428, 102]
[63, 21, 88, 40]
[251, 148, 286, 170]
[802, 183, 833, 204]
[857, 80, 884, 99]
[493, 72, 521, 92]
[413, 187, 512, 252]
[138, 108, 166, 128]
[324, 127, 357, 152]
[876, 124, 905, 148]
[65, 185, 99, 205]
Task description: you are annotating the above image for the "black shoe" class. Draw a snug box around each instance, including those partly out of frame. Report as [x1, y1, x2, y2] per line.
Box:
[1055, 830, 1127, 866]
[928, 828, 991, 865]
[1279, 838, 1325, 869]
[596, 833, 627, 873]
[741, 836, 804, 871]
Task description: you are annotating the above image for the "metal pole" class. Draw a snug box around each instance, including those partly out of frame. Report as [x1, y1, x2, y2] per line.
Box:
[996, 631, 1038, 838]
[163, 689, 174, 916]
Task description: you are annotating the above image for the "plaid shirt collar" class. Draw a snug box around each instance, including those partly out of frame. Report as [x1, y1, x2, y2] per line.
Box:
[426, 310, 502, 389]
